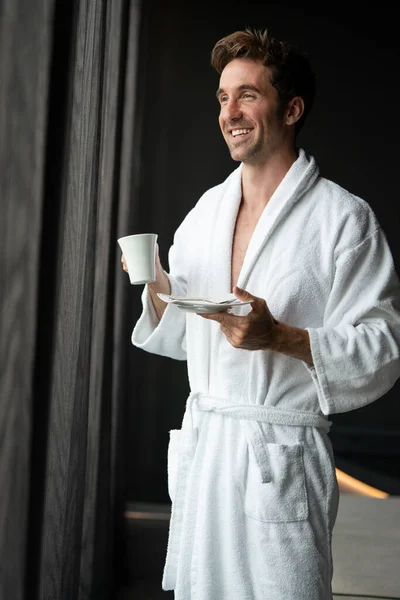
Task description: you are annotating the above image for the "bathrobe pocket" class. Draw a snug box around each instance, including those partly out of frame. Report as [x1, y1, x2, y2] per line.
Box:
[244, 442, 309, 523]
[167, 429, 182, 503]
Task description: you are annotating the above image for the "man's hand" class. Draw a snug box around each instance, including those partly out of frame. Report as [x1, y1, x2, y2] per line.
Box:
[120, 244, 171, 320]
[121, 253, 129, 273]
[199, 286, 277, 350]
[200, 286, 314, 365]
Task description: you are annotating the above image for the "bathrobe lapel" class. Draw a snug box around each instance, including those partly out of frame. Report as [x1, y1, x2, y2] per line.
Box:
[237, 149, 320, 290]
[206, 165, 243, 297]
[208, 150, 319, 296]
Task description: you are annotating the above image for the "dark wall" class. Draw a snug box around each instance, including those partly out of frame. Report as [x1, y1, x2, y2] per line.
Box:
[124, 1, 400, 503]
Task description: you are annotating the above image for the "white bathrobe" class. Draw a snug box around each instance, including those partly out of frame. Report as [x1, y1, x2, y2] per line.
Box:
[131, 148, 400, 600]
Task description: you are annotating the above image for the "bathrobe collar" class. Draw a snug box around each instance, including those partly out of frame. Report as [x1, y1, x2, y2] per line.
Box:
[210, 148, 320, 294]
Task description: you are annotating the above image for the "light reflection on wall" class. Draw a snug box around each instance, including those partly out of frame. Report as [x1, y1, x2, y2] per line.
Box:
[336, 469, 389, 498]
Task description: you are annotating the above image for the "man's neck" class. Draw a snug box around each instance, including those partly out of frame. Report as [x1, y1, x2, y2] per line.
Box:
[241, 148, 298, 212]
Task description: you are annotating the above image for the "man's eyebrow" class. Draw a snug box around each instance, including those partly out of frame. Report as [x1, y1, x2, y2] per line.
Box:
[216, 84, 262, 98]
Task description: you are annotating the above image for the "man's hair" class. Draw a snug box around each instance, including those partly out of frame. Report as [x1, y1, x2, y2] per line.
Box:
[211, 27, 316, 136]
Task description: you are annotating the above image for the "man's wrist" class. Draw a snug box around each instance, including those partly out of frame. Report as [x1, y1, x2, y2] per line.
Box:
[268, 321, 314, 366]
[147, 270, 171, 320]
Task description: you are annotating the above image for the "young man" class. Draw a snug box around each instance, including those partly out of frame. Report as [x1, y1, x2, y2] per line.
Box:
[123, 28, 400, 599]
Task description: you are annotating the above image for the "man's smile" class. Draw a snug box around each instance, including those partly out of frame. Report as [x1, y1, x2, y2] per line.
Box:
[228, 128, 253, 141]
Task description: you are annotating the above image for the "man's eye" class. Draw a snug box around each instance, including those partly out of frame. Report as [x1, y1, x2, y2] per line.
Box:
[220, 96, 228, 103]
[243, 93, 255, 99]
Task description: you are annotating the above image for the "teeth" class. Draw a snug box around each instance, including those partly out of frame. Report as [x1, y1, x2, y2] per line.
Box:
[232, 129, 251, 137]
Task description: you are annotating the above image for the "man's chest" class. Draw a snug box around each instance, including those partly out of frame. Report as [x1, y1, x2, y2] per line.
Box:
[231, 205, 261, 289]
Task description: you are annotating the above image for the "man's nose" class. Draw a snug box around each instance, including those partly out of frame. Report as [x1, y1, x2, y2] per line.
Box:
[223, 99, 242, 120]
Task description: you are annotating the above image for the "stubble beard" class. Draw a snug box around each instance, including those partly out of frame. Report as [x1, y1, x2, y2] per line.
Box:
[227, 135, 265, 164]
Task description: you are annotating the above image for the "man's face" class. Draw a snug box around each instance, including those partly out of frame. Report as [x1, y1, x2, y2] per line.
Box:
[217, 58, 286, 164]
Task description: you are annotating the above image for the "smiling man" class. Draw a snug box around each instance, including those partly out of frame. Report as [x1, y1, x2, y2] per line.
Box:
[126, 28, 400, 600]
[216, 59, 301, 164]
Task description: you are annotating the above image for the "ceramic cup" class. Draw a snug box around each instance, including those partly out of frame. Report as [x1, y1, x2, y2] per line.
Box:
[117, 233, 158, 284]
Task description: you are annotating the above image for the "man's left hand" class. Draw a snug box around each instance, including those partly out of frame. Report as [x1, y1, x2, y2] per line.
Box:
[199, 286, 277, 350]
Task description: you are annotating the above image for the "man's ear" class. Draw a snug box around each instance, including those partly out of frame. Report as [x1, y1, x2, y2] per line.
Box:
[285, 96, 304, 125]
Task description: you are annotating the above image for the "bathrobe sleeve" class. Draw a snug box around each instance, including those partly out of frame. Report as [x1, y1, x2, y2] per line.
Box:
[305, 227, 400, 415]
[131, 216, 191, 361]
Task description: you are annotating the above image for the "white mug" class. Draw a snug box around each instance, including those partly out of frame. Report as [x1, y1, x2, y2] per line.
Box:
[117, 233, 158, 284]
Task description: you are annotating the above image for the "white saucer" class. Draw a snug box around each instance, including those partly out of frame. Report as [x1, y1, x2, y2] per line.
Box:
[157, 293, 252, 314]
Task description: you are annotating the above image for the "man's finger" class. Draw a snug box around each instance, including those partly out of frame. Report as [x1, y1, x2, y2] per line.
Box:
[198, 311, 235, 323]
[233, 286, 262, 307]
[198, 312, 224, 322]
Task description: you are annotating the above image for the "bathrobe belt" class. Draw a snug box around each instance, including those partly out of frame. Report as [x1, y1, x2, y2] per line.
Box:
[186, 392, 332, 484]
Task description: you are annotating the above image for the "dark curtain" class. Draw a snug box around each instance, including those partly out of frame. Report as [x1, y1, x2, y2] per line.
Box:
[0, 0, 143, 599]
[0, 2, 55, 599]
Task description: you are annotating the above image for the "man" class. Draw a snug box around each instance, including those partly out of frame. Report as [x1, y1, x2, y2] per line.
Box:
[122, 28, 400, 600]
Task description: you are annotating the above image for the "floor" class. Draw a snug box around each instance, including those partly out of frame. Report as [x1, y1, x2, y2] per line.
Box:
[116, 494, 400, 600]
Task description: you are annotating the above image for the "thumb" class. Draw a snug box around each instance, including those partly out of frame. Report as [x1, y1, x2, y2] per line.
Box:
[233, 286, 257, 302]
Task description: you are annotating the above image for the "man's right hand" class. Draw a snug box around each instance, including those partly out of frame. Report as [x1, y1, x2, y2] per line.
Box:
[120, 244, 171, 320]
[121, 254, 129, 273]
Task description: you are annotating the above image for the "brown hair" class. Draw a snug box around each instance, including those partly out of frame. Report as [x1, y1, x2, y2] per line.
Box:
[211, 28, 316, 136]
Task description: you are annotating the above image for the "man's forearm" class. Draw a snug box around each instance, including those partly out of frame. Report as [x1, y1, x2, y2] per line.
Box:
[269, 321, 314, 366]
